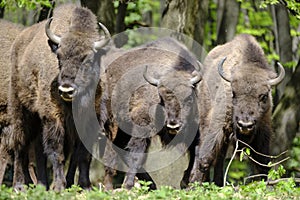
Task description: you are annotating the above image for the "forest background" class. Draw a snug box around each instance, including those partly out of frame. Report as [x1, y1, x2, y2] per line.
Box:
[1, 0, 300, 187]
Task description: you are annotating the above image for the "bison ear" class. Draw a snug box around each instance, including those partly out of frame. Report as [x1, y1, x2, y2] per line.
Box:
[48, 39, 59, 53]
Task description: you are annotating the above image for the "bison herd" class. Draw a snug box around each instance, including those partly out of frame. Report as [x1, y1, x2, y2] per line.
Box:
[0, 4, 285, 191]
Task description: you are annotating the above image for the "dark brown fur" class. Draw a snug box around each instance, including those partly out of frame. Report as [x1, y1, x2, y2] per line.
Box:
[0, 19, 24, 186]
[101, 37, 202, 189]
[190, 34, 281, 186]
[9, 4, 107, 191]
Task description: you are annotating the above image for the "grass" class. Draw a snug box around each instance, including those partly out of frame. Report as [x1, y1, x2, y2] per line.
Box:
[1, 179, 300, 200]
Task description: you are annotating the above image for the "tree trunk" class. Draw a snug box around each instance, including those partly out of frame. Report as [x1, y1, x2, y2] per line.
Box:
[115, 2, 127, 34]
[161, 0, 200, 40]
[114, 2, 128, 48]
[271, 61, 300, 156]
[216, 0, 240, 44]
[270, 4, 296, 157]
[272, 4, 293, 102]
[193, 0, 209, 61]
[81, 0, 116, 35]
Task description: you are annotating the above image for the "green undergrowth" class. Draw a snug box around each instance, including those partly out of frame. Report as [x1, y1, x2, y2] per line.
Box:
[1, 179, 300, 200]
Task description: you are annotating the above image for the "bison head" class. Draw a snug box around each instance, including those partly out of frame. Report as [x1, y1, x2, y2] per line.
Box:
[45, 17, 111, 102]
[143, 65, 201, 135]
[218, 57, 285, 140]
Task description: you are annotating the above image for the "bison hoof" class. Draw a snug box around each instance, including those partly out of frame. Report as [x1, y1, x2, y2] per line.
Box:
[14, 183, 26, 192]
[189, 170, 200, 183]
[51, 180, 66, 192]
[123, 182, 134, 190]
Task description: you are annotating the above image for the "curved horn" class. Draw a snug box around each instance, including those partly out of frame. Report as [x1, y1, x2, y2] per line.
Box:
[143, 66, 159, 86]
[190, 70, 202, 85]
[45, 17, 61, 44]
[268, 62, 285, 86]
[94, 22, 111, 50]
[195, 60, 204, 71]
[218, 57, 231, 82]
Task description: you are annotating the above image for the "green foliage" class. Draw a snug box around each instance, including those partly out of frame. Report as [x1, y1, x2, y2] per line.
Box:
[236, 1, 278, 62]
[0, 0, 52, 11]
[287, 136, 300, 176]
[1, 179, 300, 200]
[114, 0, 160, 28]
[228, 159, 249, 184]
[268, 165, 286, 180]
[260, 0, 300, 19]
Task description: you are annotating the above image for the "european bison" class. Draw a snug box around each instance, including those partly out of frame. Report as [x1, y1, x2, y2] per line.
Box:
[9, 4, 110, 191]
[190, 34, 285, 186]
[0, 19, 24, 185]
[101, 37, 202, 189]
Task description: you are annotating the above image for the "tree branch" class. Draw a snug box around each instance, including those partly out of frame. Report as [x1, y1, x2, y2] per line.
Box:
[237, 139, 288, 159]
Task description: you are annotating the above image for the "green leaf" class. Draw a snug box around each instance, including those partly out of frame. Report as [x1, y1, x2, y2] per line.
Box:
[240, 151, 244, 161]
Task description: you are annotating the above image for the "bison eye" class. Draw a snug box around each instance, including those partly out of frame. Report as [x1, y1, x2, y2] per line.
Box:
[232, 91, 236, 98]
[259, 94, 268, 103]
[81, 55, 89, 63]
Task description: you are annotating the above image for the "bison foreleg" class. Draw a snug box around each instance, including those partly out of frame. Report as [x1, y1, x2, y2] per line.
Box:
[181, 139, 196, 188]
[213, 141, 229, 186]
[189, 144, 210, 184]
[123, 137, 149, 190]
[250, 129, 271, 180]
[66, 143, 78, 188]
[102, 139, 117, 190]
[43, 120, 66, 191]
[13, 146, 33, 190]
[0, 142, 9, 185]
[77, 142, 92, 189]
[34, 134, 49, 189]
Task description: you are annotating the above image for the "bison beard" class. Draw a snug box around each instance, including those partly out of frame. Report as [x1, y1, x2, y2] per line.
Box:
[190, 34, 285, 186]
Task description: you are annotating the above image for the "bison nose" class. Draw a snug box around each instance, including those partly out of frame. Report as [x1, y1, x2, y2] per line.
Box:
[58, 84, 77, 102]
[166, 119, 181, 134]
[237, 120, 255, 135]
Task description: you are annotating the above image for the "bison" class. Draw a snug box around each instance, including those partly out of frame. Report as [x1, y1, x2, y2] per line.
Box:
[9, 4, 110, 191]
[190, 34, 285, 186]
[0, 19, 24, 185]
[101, 37, 202, 190]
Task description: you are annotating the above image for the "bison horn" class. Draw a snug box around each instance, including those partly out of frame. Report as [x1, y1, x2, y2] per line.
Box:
[143, 66, 159, 86]
[94, 22, 111, 51]
[268, 62, 285, 86]
[45, 17, 61, 44]
[194, 60, 203, 71]
[190, 71, 202, 85]
[218, 57, 231, 82]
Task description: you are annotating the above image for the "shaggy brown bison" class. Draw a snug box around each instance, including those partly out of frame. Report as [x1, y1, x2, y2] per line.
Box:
[190, 34, 285, 186]
[9, 4, 110, 191]
[0, 19, 24, 186]
[101, 37, 202, 190]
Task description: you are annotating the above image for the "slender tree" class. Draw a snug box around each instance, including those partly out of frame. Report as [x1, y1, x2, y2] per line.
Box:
[161, 0, 200, 39]
[272, 3, 293, 101]
[216, 0, 240, 44]
[272, 61, 300, 156]
[271, 3, 298, 158]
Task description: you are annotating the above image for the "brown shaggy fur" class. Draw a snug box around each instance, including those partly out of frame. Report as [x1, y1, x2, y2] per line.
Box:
[8, 4, 107, 191]
[190, 34, 281, 186]
[101, 37, 202, 189]
[0, 19, 24, 185]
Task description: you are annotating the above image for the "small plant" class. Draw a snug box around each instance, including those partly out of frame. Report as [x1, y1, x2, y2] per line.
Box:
[268, 165, 286, 180]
